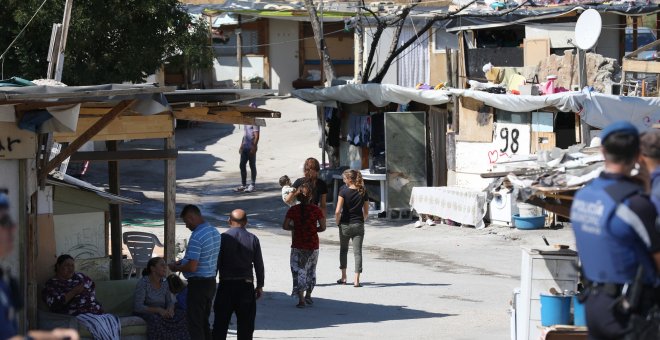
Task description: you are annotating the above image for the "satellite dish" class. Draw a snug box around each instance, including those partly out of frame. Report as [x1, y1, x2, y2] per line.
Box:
[574, 9, 602, 50]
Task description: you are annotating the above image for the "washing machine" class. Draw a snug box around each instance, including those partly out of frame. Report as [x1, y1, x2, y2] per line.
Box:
[489, 189, 518, 226]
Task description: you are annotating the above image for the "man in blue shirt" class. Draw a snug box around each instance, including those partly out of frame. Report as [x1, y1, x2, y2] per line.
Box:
[169, 204, 221, 340]
[571, 121, 660, 339]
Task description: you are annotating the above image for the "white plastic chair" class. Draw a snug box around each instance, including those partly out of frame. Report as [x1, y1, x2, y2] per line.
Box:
[122, 231, 164, 278]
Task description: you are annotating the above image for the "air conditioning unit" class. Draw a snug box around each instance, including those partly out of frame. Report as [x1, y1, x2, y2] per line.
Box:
[489, 189, 518, 226]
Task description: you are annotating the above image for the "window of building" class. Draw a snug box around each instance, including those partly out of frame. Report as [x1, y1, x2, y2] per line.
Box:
[433, 29, 459, 53]
[213, 29, 261, 56]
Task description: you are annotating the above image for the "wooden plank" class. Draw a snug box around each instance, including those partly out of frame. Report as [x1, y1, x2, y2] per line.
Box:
[54, 113, 173, 143]
[456, 97, 493, 142]
[0, 86, 175, 103]
[173, 110, 266, 126]
[526, 196, 571, 219]
[524, 38, 550, 67]
[530, 132, 556, 153]
[173, 105, 281, 118]
[45, 100, 135, 174]
[69, 149, 178, 162]
[622, 59, 660, 74]
[164, 137, 176, 264]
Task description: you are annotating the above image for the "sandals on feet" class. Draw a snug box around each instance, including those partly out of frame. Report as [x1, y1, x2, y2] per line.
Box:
[336, 279, 347, 285]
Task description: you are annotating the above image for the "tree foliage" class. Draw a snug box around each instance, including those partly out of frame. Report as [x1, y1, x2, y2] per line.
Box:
[0, 0, 212, 85]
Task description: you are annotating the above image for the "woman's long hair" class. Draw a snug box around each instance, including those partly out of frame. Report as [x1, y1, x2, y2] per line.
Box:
[303, 157, 320, 182]
[142, 257, 162, 277]
[343, 169, 365, 196]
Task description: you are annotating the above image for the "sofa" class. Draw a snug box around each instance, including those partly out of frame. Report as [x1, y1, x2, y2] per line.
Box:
[38, 279, 147, 340]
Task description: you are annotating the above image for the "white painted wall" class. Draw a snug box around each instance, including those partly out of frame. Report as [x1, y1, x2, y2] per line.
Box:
[526, 23, 576, 48]
[213, 55, 265, 85]
[454, 122, 531, 190]
[526, 13, 620, 60]
[269, 19, 300, 95]
[0, 160, 20, 270]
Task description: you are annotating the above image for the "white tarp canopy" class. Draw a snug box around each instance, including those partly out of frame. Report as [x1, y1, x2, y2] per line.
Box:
[292, 84, 452, 107]
[292, 84, 660, 131]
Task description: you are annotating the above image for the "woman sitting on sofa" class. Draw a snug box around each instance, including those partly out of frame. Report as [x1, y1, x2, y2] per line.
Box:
[134, 257, 189, 340]
[43, 254, 120, 340]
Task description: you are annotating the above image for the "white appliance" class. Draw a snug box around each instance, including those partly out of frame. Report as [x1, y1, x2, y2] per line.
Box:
[489, 189, 518, 226]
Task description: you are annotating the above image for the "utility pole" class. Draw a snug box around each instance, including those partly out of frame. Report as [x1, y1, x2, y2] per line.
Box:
[53, 0, 74, 81]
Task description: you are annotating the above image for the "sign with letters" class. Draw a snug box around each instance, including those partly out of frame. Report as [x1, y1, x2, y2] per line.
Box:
[0, 122, 37, 159]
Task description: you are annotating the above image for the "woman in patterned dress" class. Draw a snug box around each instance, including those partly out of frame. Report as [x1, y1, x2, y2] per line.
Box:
[282, 181, 327, 308]
[43, 254, 120, 340]
[133, 257, 189, 340]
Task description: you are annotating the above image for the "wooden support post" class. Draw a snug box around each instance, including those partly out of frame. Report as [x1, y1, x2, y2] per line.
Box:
[44, 99, 135, 175]
[22, 160, 38, 330]
[237, 15, 243, 89]
[107, 141, 123, 280]
[632, 18, 638, 52]
[445, 46, 452, 87]
[164, 137, 176, 263]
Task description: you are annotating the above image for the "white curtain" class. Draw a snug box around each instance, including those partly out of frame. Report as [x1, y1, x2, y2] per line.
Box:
[397, 27, 430, 88]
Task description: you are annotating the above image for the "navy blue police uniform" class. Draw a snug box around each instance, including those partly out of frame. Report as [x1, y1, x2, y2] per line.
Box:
[571, 124, 660, 340]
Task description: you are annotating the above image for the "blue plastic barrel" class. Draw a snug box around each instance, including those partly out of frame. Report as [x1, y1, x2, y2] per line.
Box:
[573, 295, 586, 326]
[540, 294, 572, 326]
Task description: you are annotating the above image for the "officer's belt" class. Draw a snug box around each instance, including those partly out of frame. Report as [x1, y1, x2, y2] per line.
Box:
[589, 282, 624, 297]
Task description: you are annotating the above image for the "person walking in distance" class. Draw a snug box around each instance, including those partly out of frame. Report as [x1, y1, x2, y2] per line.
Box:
[571, 122, 660, 339]
[168, 205, 220, 340]
[235, 111, 260, 193]
[335, 169, 370, 287]
[213, 209, 265, 340]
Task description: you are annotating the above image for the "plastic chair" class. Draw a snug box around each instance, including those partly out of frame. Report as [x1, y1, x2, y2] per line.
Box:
[122, 231, 164, 278]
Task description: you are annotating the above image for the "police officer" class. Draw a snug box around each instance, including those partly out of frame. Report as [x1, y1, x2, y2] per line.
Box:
[571, 121, 660, 339]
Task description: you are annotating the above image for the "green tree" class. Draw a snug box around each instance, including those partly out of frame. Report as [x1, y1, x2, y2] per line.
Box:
[0, 0, 212, 85]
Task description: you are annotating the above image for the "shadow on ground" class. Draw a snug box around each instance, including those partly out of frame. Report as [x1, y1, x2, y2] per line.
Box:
[253, 291, 453, 331]
[315, 282, 451, 288]
[81, 122, 234, 190]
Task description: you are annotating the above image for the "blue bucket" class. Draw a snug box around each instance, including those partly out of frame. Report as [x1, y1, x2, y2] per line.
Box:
[540, 294, 571, 326]
[573, 295, 586, 326]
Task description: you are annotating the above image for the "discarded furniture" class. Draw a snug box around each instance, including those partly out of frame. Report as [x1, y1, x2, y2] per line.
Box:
[123, 231, 164, 278]
[514, 247, 579, 340]
[38, 279, 147, 339]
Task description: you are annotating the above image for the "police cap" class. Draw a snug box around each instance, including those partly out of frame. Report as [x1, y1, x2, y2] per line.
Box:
[600, 121, 639, 143]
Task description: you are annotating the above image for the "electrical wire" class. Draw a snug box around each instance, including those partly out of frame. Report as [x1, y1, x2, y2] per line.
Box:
[0, 0, 51, 79]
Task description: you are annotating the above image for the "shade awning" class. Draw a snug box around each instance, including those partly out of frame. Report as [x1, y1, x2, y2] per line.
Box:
[292, 83, 660, 132]
[47, 174, 138, 205]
